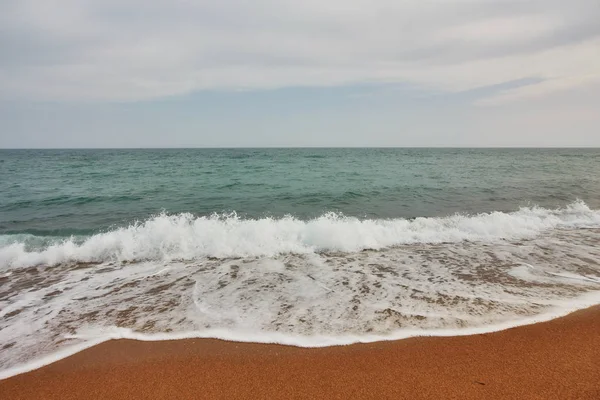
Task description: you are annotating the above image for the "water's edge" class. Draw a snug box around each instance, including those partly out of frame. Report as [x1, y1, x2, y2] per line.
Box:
[2, 291, 599, 381]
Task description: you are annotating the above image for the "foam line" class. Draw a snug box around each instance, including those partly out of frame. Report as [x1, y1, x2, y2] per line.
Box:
[2, 290, 599, 381]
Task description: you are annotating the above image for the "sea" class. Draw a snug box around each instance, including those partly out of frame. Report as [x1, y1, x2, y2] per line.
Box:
[1, 148, 600, 378]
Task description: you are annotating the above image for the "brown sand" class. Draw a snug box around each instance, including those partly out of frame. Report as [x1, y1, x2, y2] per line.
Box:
[1, 307, 599, 400]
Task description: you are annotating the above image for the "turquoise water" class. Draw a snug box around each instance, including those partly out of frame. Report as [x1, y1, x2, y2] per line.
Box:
[2, 148, 599, 235]
[1, 148, 600, 378]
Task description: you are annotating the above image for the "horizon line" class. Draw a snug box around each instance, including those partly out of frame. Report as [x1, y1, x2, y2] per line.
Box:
[1, 146, 600, 150]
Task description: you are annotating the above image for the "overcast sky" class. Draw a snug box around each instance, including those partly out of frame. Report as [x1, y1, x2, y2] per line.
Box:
[1, 0, 599, 147]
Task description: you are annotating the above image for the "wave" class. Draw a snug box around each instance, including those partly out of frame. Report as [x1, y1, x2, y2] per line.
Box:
[1, 200, 599, 269]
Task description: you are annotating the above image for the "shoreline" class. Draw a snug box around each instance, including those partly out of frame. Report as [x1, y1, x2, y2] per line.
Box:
[1, 306, 599, 399]
[3, 292, 600, 381]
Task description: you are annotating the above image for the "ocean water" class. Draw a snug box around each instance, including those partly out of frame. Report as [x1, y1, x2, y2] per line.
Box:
[1, 148, 600, 377]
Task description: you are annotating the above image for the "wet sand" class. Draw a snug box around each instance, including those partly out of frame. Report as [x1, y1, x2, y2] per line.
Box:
[1, 307, 599, 400]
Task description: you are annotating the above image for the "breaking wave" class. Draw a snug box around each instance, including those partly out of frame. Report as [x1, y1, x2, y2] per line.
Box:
[2, 200, 599, 269]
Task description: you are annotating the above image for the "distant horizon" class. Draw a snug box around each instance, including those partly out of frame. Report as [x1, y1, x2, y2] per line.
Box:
[2, 146, 600, 150]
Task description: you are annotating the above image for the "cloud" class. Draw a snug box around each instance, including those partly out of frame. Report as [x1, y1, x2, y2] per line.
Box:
[475, 73, 600, 106]
[0, 0, 599, 102]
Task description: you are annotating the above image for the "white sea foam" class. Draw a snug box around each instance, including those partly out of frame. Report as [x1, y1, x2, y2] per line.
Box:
[1, 200, 599, 269]
[1, 290, 599, 381]
[1, 201, 599, 380]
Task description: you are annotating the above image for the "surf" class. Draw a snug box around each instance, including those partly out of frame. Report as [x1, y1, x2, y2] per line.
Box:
[1, 200, 599, 269]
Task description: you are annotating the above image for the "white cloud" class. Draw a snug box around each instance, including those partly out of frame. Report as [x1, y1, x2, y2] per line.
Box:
[439, 14, 561, 44]
[0, 0, 599, 102]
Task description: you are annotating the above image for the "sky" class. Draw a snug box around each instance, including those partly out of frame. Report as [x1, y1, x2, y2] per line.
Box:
[1, 0, 599, 147]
